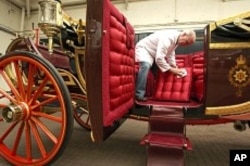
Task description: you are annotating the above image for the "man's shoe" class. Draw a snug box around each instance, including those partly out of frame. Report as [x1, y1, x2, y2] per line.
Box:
[136, 96, 147, 102]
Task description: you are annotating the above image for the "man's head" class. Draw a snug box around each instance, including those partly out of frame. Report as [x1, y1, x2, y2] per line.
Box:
[177, 29, 196, 46]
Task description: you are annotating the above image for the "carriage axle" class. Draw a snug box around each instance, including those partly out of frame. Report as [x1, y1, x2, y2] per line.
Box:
[2, 103, 28, 123]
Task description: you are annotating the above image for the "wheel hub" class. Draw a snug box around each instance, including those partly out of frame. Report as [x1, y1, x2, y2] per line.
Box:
[2, 102, 28, 123]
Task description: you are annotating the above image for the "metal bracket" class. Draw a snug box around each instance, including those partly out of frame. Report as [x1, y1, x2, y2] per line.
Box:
[234, 18, 250, 32]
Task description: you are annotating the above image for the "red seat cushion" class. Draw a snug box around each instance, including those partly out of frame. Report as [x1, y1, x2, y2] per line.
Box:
[153, 67, 192, 102]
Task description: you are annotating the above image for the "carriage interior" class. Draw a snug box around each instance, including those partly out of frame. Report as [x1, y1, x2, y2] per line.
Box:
[135, 44, 205, 107]
[88, 0, 206, 126]
[84, 0, 207, 149]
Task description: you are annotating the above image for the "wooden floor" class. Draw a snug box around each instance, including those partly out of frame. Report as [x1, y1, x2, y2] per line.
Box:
[1, 119, 250, 166]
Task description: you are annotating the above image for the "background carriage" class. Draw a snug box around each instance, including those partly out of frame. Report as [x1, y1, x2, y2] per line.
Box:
[1, 0, 250, 165]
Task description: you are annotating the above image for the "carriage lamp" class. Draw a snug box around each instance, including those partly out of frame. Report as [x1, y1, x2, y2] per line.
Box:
[38, 0, 63, 54]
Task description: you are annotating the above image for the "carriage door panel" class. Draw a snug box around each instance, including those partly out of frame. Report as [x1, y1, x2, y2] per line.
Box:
[205, 24, 250, 116]
[85, 0, 135, 142]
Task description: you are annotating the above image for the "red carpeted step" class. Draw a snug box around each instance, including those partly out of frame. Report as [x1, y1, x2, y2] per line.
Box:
[141, 132, 192, 150]
[149, 116, 185, 134]
[143, 105, 192, 166]
[149, 106, 185, 134]
[151, 105, 184, 117]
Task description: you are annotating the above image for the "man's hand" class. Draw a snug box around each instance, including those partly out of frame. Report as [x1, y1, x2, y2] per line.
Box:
[169, 67, 187, 77]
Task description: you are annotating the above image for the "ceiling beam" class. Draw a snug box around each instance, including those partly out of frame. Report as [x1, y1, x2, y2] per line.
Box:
[8, 0, 25, 9]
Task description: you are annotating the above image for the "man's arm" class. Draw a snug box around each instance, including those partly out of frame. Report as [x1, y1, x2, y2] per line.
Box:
[155, 40, 172, 72]
[166, 52, 177, 68]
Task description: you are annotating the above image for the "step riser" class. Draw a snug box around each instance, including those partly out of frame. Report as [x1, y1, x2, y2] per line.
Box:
[150, 116, 185, 134]
[144, 106, 191, 166]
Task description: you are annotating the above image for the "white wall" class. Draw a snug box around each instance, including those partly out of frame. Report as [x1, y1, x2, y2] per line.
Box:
[0, 0, 22, 53]
[115, 0, 250, 31]
[1, 0, 250, 32]
[0, 32, 15, 54]
[24, 0, 250, 32]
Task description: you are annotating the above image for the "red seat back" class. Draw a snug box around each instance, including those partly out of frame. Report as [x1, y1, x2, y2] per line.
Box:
[191, 51, 204, 101]
[154, 67, 193, 102]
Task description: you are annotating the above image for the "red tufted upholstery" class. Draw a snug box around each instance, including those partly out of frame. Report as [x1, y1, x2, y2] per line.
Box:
[175, 54, 192, 68]
[102, 0, 135, 126]
[154, 67, 192, 102]
[191, 51, 204, 101]
[138, 51, 204, 103]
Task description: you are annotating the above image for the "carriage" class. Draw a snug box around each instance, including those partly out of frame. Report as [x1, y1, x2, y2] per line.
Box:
[1, 0, 250, 165]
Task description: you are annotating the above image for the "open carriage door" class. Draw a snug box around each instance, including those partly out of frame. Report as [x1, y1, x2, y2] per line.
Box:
[205, 12, 250, 116]
[85, 0, 135, 142]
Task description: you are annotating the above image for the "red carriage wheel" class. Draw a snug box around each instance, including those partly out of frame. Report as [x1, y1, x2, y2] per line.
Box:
[71, 93, 91, 130]
[0, 51, 73, 166]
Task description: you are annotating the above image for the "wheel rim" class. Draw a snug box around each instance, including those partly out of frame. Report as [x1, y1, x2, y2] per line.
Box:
[0, 53, 72, 165]
[71, 93, 91, 130]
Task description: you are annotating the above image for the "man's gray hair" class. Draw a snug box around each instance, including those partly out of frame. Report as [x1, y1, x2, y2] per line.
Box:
[182, 29, 196, 42]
